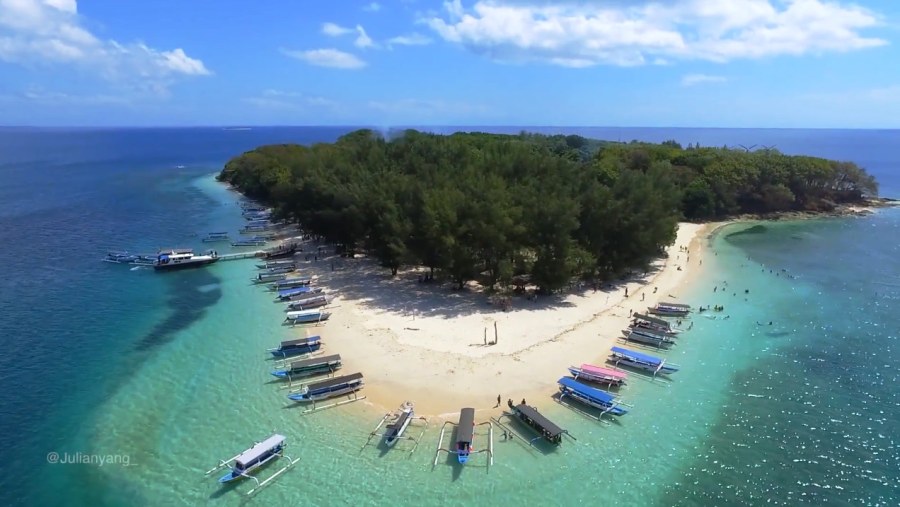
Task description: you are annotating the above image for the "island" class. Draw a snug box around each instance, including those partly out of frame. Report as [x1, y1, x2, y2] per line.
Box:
[218, 129, 878, 412]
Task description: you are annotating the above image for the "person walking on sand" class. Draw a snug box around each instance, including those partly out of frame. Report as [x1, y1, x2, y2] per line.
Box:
[496, 395, 501, 408]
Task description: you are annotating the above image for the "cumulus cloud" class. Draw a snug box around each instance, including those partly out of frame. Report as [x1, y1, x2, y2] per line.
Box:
[0, 0, 209, 92]
[387, 33, 432, 48]
[424, 0, 887, 67]
[281, 48, 367, 69]
[681, 73, 727, 86]
[363, 2, 381, 12]
[355, 25, 375, 48]
[322, 22, 353, 37]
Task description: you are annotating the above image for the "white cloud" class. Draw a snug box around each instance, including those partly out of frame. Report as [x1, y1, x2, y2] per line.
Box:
[368, 98, 489, 117]
[245, 89, 339, 110]
[322, 22, 353, 37]
[424, 0, 887, 68]
[0, 0, 209, 92]
[681, 73, 727, 86]
[363, 2, 381, 12]
[281, 48, 367, 69]
[355, 25, 375, 48]
[387, 33, 432, 48]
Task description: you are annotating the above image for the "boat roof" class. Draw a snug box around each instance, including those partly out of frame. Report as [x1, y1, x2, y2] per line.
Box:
[279, 287, 310, 297]
[235, 434, 285, 466]
[388, 410, 412, 431]
[286, 309, 321, 318]
[291, 354, 341, 370]
[657, 302, 691, 309]
[634, 313, 670, 327]
[457, 407, 475, 443]
[308, 372, 363, 390]
[280, 335, 321, 348]
[514, 404, 565, 438]
[580, 364, 628, 379]
[558, 377, 616, 404]
[611, 346, 662, 365]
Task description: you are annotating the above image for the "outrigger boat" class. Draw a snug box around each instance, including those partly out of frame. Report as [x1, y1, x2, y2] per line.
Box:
[232, 239, 267, 247]
[433, 408, 494, 469]
[103, 251, 156, 264]
[277, 286, 322, 300]
[647, 302, 691, 317]
[253, 273, 287, 284]
[505, 400, 568, 445]
[271, 277, 309, 290]
[621, 328, 677, 348]
[261, 266, 296, 275]
[204, 433, 298, 496]
[202, 232, 230, 243]
[271, 354, 341, 380]
[257, 259, 296, 270]
[384, 401, 415, 447]
[284, 309, 330, 325]
[268, 336, 321, 358]
[286, 372, 364, 402]
[557, 377, 628, 416]
[285, 295, 329, 311]
[609, 346, 680, 375]
[264, 243, 298, 260]
[567, 364, 628, 387]
[454, 407, 476, 464]
[632, 313, 680, 334]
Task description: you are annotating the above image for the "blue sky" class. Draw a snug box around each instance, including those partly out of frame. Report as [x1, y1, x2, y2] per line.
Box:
[1, 0, 899, 127]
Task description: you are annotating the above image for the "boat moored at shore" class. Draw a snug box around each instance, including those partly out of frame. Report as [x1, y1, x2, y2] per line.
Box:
[567, 364, 628, 387]
[286, 372, 364, 402]
[647, 302, 691, 317]
[271, 354, 341, 380]
[267, 336, 322, 358]
[609, 346, 680, 375]
[557, 377, 628, 416]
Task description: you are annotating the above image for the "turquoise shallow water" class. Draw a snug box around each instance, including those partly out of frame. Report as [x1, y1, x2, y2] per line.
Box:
[2, 128, 899, 506]
[60, 183, 896, 507]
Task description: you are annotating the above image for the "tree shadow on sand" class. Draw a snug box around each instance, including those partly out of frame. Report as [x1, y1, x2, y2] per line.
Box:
[305, 255, 591, 320]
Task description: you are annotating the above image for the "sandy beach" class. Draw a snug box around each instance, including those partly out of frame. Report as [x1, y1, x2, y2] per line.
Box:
[282, 222, 717, 417]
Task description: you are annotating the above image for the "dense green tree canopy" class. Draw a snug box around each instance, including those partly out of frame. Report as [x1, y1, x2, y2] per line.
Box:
[219, 130, 876, 291]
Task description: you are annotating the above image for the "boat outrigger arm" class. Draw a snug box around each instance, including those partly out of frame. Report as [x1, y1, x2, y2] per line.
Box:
[360, 411, 429, 456]
[203, 443, 299, 496]
[431, 419, 494, 471]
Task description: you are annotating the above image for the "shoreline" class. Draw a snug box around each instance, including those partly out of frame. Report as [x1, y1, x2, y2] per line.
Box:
[275, 221, 722, 417]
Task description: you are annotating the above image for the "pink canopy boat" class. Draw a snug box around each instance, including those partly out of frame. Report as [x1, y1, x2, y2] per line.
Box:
[567, 363, 628, 387]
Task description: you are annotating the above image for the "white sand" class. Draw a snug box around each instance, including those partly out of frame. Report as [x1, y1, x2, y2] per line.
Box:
[283, 222, 714, 417]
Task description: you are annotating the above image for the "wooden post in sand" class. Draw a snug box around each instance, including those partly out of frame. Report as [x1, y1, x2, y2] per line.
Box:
[484, 327, 487, 345]
[494, 321, 498, 345]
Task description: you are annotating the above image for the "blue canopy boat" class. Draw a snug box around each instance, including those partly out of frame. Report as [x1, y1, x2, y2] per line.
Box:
[287, 373, 364, 402]
[609, 346, 680, 375]
[456, 407, 476, 464]
[277, 286, 323, 301]
[216, 434, 286, 484]
[271, 354, 341, 379]
[268, 336, 321, 358]
[557, 377, 628, 416]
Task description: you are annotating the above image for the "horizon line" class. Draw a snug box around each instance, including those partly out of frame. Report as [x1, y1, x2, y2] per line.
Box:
[1, 125, 898, 131]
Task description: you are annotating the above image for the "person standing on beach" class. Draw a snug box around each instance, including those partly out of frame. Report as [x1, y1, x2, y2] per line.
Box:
[496, 395, 501, 407]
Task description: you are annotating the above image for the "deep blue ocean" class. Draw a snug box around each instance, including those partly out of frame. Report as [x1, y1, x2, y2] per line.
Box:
[0, 127, 898, 506]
